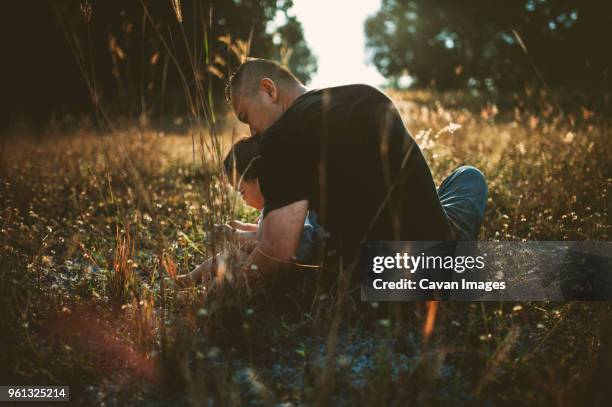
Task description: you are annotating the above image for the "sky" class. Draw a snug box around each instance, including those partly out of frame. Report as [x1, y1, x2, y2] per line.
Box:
[290, 0, 386, 88]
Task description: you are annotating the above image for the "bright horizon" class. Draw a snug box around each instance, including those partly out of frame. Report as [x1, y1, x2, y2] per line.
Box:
[290, 0, 386, 89]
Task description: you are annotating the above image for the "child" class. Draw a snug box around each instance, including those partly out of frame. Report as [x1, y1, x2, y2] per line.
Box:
[171, 137, 322, 288]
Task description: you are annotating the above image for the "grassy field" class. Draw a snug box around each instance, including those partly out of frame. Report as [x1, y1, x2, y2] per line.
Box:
[1, 91, 610, 406]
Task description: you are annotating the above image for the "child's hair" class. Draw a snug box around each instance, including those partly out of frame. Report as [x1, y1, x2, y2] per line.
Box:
[223, 136, 261, 183]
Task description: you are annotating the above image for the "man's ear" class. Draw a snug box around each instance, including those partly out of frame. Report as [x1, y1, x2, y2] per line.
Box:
[260, 78, 278, 102]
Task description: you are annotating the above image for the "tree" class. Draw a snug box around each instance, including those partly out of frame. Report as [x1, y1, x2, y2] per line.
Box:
[1, 0, 317, 128]
[365, 0, 611, 93]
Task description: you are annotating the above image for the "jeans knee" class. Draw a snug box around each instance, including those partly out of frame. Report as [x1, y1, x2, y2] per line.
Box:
[458, 166, 487, 194]
[457, 165, 487, 188]
[457, 165, 484, 178]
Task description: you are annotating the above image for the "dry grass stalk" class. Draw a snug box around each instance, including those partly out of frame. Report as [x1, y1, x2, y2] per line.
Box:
[422, 300, 439, 347]
[171, 0, 183, 23]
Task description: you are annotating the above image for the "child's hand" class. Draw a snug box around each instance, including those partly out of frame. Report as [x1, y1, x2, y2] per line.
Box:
[213, 223, 236, 240]
[228, 220, 247, 230]
[227, 220, 260, 233]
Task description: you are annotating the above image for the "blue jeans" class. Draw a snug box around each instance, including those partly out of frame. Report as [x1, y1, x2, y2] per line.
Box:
[438, 166, 488, 240]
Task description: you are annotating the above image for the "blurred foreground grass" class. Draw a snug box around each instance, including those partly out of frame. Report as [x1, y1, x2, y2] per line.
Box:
[0, 91, 610, 405]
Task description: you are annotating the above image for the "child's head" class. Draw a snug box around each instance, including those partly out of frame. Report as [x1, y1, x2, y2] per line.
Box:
[223, 137, 264, 210]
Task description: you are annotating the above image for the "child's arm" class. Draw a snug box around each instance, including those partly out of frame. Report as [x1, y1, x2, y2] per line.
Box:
[228, 220, 259, 232]
[214, 223, 259, 242]
[234, 229, 258, 241]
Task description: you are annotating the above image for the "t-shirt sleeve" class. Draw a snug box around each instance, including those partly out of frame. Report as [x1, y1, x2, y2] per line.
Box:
[259, 127, 316, 216]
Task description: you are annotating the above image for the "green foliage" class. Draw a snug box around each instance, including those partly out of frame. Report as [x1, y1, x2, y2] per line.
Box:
[365, 0, 611, 93]
[6, 0, 317, 127]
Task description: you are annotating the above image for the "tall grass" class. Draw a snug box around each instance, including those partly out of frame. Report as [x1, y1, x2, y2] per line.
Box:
[1, 97, 610, 404]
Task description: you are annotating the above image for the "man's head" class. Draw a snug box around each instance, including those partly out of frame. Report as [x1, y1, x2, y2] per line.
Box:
[223, 136, 264, 210]
[226, 58, 305, 136]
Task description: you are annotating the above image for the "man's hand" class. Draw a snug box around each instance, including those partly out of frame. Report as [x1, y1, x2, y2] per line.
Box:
[247, 200, 308, 280]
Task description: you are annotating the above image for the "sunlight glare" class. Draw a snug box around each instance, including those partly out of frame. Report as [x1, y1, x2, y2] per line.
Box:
[291, 0, 385, 89]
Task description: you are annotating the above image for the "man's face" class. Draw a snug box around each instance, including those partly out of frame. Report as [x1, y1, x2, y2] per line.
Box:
[232, 79, 284, 136]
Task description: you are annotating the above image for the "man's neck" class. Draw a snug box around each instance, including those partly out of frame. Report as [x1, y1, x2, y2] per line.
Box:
[282, 85, 308, 111]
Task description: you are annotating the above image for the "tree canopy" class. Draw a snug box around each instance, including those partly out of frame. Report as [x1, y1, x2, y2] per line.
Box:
[365, 0, 611, 93]
[2, 0, 316, 128]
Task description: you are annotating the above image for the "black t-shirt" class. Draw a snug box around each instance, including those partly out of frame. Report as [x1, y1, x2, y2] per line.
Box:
[258, 84, 451, 263]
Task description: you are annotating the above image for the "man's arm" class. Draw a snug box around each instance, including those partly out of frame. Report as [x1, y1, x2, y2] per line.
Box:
[245, 200, 308, 280]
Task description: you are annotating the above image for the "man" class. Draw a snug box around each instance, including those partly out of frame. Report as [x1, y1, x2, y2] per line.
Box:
[226, 58, 487, 282]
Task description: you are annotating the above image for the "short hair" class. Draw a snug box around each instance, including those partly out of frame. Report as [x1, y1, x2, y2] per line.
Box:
[223, 136, 262, 183]
[225, 58, 302, 103]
